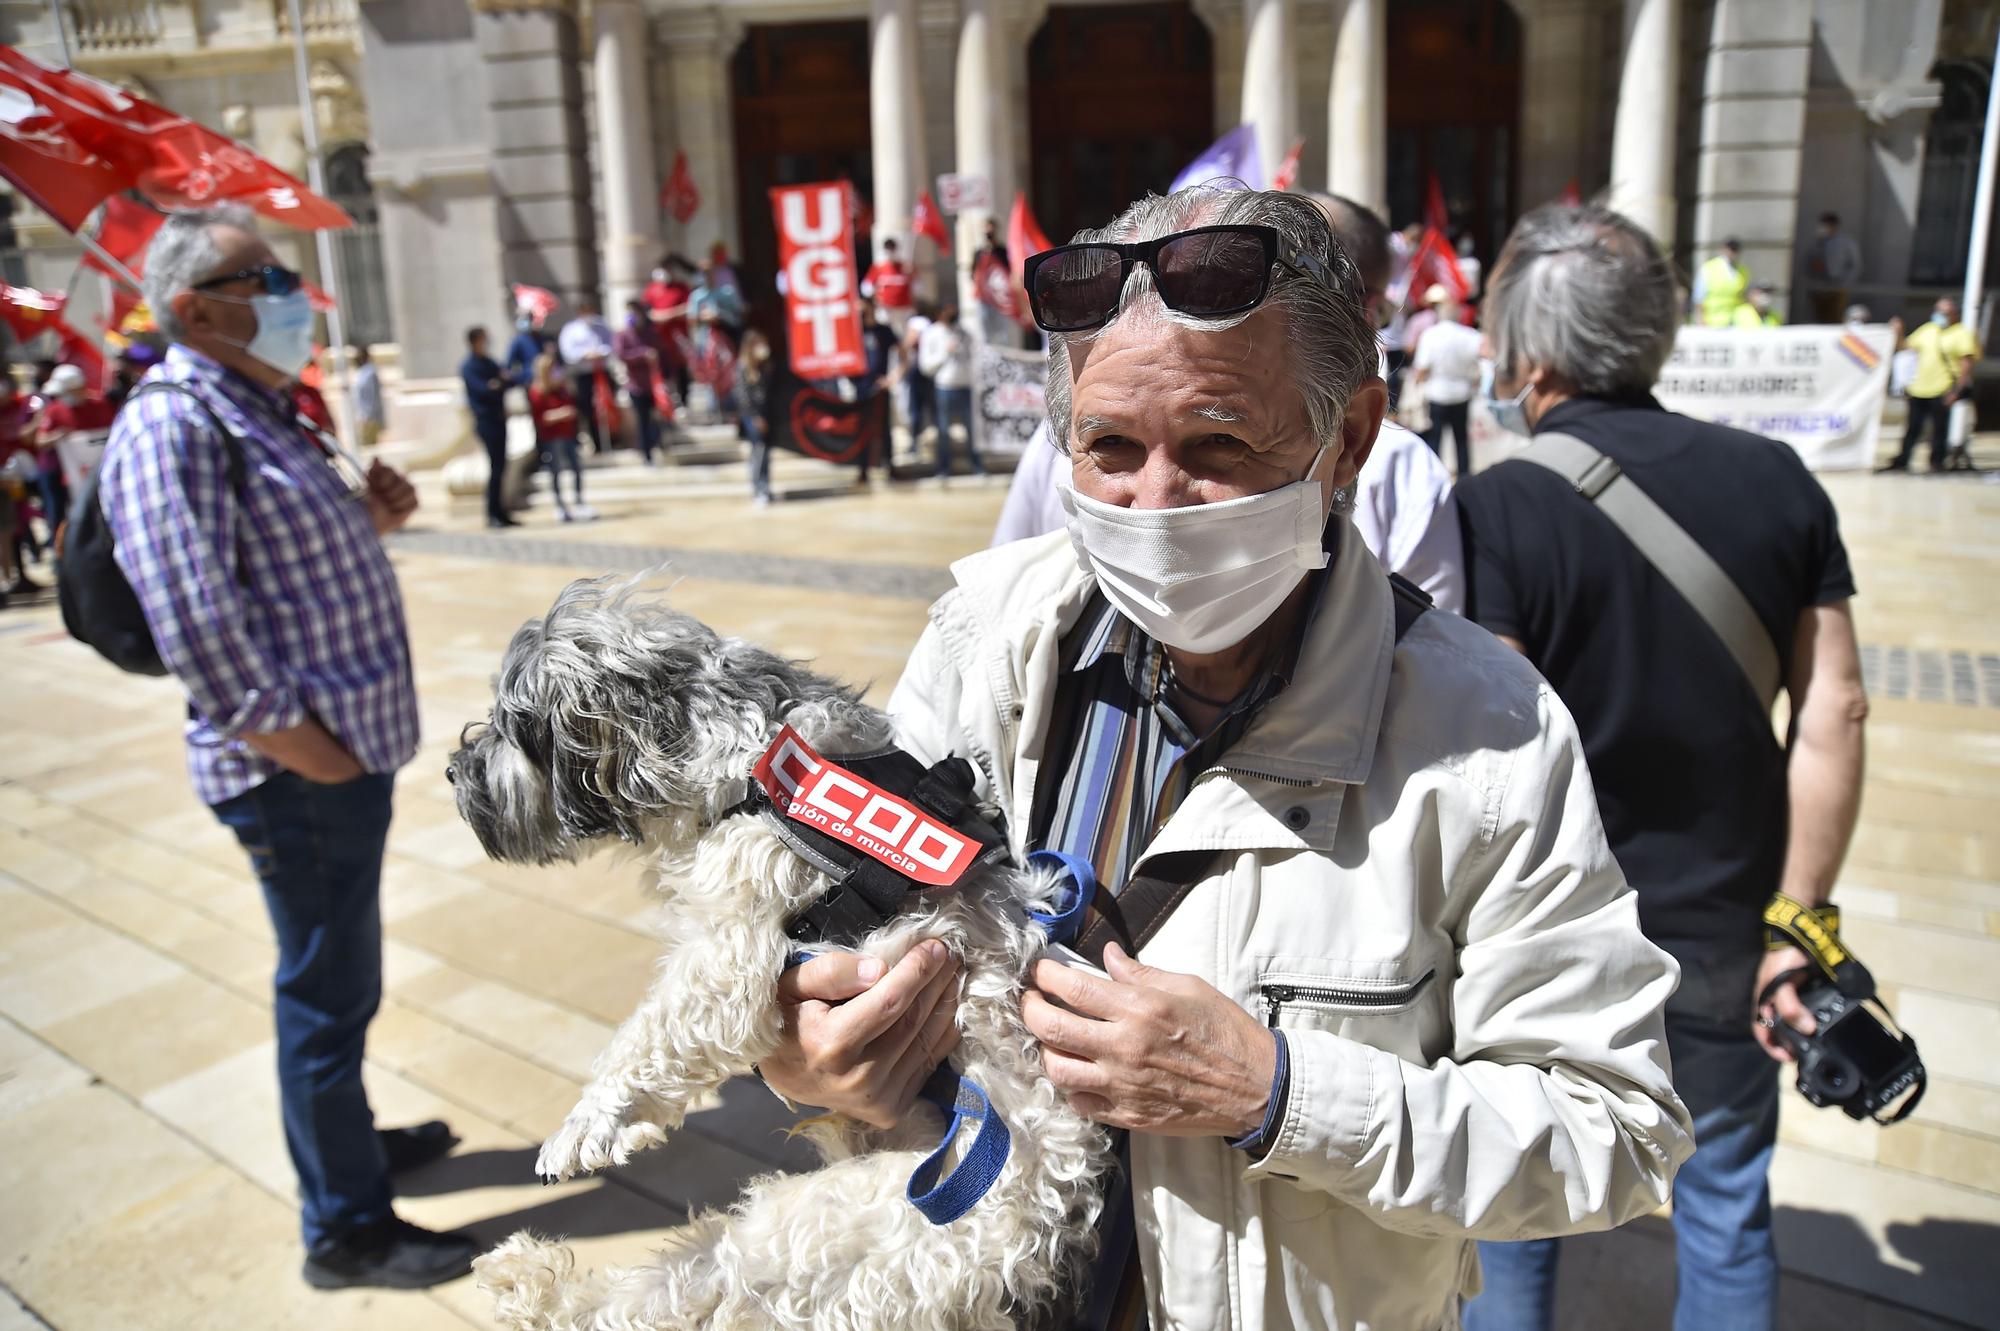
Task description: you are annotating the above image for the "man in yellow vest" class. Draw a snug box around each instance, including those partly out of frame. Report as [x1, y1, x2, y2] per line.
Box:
[1882, 296, 1981, 473]
[1732, 281, 1783, 329]
[1695, 237, 1750, 327]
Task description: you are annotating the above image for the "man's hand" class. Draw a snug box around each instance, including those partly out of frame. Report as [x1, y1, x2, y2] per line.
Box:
[1023, 942, 1275, 1137]
[1753, 945, 1817, 1063]
[759, 940, 962, 1129]
[364, 458, 418, 536]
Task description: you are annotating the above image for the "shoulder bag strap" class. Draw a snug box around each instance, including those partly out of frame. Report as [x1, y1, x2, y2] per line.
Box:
[125, 381, 252, 583]
[1069, 574, 1434, 967]
[1516, 430, 1781, 707]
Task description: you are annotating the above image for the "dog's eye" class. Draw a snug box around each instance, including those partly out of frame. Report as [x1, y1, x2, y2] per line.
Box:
[445, 763, 458, 786]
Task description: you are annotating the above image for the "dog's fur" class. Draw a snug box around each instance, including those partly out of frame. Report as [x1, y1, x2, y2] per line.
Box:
[449, 577, 1113, 1330]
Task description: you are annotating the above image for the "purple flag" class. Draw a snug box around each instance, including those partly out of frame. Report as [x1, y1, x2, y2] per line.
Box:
[1171, 124, 1265, 192]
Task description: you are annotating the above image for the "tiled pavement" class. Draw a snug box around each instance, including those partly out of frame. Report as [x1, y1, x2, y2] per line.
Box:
[1, 450, 1996, 1330]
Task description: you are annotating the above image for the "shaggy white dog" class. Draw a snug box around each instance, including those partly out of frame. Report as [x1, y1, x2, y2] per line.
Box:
[448, 577, 1113, 1330]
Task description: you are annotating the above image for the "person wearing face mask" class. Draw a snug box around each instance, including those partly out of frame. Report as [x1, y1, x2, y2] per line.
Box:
[757, 188, 1690, 1331]
[96, 205, 476, 1291]
[1881, 296, 1979, 474]
[1455, 205, 1866, 1331]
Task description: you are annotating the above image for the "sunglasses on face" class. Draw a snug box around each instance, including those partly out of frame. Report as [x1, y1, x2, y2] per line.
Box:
[1021, 224, 1336, 334]
[193, 264, 303, 297]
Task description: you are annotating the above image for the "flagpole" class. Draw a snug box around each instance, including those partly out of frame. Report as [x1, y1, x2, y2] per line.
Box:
[285, 0, 349, 415]
[47, 0, 73, 67]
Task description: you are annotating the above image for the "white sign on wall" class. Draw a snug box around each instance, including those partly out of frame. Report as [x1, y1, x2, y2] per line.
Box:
[937, 173, 991, 215]
[1653, 324, 1896, 471]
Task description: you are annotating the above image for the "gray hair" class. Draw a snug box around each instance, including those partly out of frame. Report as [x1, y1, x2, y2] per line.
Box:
[1044, 187, 1376, 489]
[1483, 204, 1679, 397]
[143, 203, 260, 341]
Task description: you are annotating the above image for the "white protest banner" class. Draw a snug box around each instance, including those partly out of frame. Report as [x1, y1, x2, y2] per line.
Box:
[937, 173, 990, 215]
[974, 341, 1046, 460]
[1653, 323, 1895, 471]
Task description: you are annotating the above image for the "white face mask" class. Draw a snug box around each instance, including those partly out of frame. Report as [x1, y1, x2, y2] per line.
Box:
[212, 288, 317, 377]
[1058, 449, 1331, 654]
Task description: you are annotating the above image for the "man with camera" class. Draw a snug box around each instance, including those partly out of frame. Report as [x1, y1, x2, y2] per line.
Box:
[1455, 204, 1870, 1331]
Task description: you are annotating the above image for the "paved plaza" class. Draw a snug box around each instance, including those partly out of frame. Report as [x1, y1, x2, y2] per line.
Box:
[2, 444, 1997, 1330]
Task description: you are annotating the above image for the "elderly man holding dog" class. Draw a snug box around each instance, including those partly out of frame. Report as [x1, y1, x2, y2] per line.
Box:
[763, 187, 1692, 1330]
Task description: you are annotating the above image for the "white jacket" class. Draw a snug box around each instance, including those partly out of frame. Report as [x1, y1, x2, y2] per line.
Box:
[887, 528, 1692, 1331]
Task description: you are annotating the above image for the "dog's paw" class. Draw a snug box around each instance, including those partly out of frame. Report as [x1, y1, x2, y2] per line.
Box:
[535, 1108, 622, 1183]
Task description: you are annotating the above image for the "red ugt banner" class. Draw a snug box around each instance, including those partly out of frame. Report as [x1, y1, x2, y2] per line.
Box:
[770, 182, 866, 380]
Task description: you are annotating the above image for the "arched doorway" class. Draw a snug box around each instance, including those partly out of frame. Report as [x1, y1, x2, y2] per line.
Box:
[1028, 2, 1215, 246]
[1385, 0, 1522, 260]
[732, 21, 874, 342]
[322, 143, 393, 347]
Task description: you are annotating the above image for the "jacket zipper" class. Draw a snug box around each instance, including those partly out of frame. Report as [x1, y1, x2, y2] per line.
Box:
[1261, 968, 1436, 1024]
[1202, 763, 1320, 790]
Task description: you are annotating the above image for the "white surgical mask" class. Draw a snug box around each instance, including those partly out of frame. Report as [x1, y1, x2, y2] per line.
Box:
[1480, 359, 1533, 436]
[215, 288, 317, 377]
[1057, 449, 1331, 654]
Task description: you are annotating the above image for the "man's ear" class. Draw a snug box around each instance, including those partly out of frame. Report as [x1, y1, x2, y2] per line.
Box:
[1331, 376, 1388, 492]
[170, 289, 212, 337]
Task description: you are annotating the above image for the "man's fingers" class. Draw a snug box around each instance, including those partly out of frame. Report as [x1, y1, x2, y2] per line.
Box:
[829, 940, 952, 1045]
[1752, 1017, 1796, 1064]
[1030, 957, 1136, 1020]
[887, 987, 964, 1115]
[1022, 988, 1116, 1059]
[776, 951, 886, 1005]
[1772, 983, 1817, 1036]
[867, 954, 960, 1073]
[1040, 1046, 1112, 1095]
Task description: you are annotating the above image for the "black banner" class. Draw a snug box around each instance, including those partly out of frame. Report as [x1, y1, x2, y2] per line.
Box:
[767, 368, 887, 468]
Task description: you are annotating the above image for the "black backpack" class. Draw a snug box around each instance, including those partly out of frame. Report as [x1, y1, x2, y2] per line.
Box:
[58, 382, 247, 676]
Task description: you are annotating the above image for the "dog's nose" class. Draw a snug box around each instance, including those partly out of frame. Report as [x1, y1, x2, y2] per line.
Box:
[445, 763, 458, 787]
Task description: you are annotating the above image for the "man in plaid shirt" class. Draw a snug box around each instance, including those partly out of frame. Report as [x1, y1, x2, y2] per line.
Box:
[99, 205, 478, 1290]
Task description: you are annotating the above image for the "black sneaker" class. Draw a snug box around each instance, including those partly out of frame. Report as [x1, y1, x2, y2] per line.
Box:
[302, 1215, 479, 1290]
[379, 1119, 459, 1173]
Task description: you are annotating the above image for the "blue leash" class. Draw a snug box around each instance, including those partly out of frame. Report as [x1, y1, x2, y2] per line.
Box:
[780, 852, 1099, 1225]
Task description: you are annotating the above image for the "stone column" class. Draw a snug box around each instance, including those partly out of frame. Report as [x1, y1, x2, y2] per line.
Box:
[1239, 0, 1296, 185]
[1690, 0, 1814, 306]
[657, 10, 744, 267]
[1518, 0, 1607, 211]
[1607, 0, 1681, 245]
[955, 0, 1014, 313]
[1327, 0, 1385, 215]
[471, 0, 599, 310]
[592, 0, 658, 311]
[869, 0, 929, 263]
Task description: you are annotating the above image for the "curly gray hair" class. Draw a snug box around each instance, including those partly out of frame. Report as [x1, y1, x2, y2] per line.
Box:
[1483, 204, 1680, 398]
[142, 203, 260, 342]
[1043, 187, 1377, 483]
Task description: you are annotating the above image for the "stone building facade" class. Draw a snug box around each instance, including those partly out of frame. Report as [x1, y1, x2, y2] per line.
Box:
[0, 0, 1990, 389]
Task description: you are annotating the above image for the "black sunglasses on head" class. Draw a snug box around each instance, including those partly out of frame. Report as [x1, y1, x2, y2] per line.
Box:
[193, 264, 303, 297]
[1021, 224, 1335, 334]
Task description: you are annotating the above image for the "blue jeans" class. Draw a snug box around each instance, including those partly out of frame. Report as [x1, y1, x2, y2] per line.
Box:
[934, 385, 983, 476]
[742, 411, 772, 500]
[1464, 951, 1779, 1331]
[627, 384, 660, 461]
[211, 771, 397, 1244]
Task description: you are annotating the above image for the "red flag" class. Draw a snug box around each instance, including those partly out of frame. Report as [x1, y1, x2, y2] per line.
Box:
[912, 190, 950, 248]
[304, 281, 337, 313]
[0, 284, 68, 342]
[83, 195, 162, 280]
[1559, 179, 1582, 208]
[0, 48, 350, 232]
[102, 285, 140, 333]
[1271, 138, 1305, 192]
[770, 181, 866, 379]
[1004, 193, 1055, 329]
[1407, 174, 1469, 304]
[662, 150, 700, 226]
[592, 370, 621, 440]
[55, 322, 106, 388]
[650, 372, 676, 422]
[512, 283, 558, 329]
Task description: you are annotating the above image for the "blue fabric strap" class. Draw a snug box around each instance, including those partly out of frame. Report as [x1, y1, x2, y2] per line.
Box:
[908, 1066, 1012, 1225]
[1024, 848, 1097, 945]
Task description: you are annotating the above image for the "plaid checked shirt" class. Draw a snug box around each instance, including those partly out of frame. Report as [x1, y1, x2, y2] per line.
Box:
[99, 346, 418, 806]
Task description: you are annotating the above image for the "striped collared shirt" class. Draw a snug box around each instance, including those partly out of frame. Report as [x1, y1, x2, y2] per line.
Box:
[99, 346, 418, 805]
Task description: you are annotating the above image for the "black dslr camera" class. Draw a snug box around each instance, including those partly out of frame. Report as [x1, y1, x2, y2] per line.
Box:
[1767, 973, 1925, 1123]
[1762, 895, 1925, 1125]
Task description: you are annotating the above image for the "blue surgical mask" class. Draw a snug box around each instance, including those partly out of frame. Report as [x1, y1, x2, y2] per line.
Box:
[216, 288, 316, 376]
[1480, 360, 1533, 436]
[1932, 312, 1950, 328]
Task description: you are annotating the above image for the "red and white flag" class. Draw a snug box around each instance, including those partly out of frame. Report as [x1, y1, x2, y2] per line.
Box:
[1271, 137, 1305, 192]
[512, 283, 558, 328]
[662, 150, 700, 226]
[1406, 173, 1470, 305]
[770, 181, 865, 379]
[912, 189, 950, 248]
[83, 194, 162, 280]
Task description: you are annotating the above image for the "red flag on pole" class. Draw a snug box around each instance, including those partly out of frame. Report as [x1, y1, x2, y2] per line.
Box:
[512, 283, 558, 329]
[1271, 138, 1305, 192]
[912, 189, 950, 248]
[1407, 174, 1470, 305]
[0, 284, 68, 342]
[304, 281, 337, 313]
[82, 195, 163, 279]
[0, 48, 349, 232]
[1559, 179, 1583, 208]
[1004, 193, 1056, 328]
[770, 181, 866, 379]
[662, 150, 700, 226]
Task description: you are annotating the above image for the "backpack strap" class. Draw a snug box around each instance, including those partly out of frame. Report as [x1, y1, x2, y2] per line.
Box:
[1515, 430, 1781, 707]
[124, 380, 253, 580]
